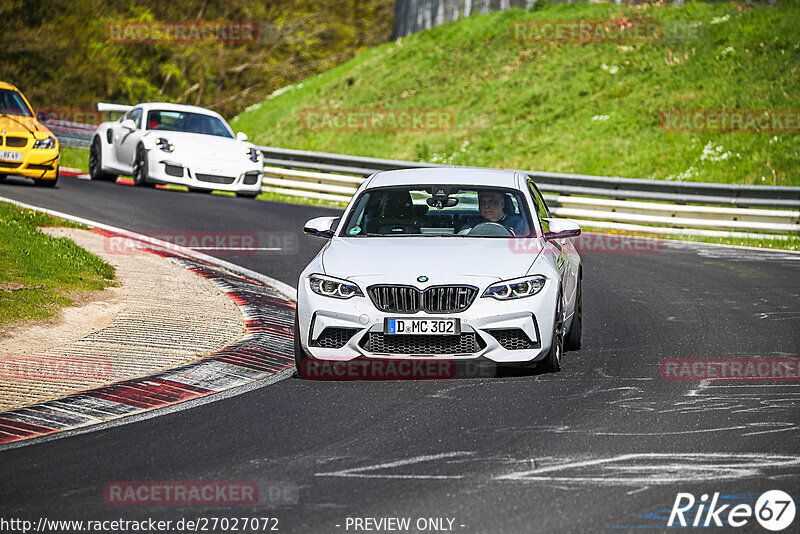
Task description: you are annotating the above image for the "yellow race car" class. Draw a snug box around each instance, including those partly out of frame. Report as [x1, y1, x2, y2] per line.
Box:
[0, 81, 59, 187]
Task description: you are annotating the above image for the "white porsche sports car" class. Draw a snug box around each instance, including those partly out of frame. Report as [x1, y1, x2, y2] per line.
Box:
[89, 102, 262, 197]
[295, 168, 583, 378]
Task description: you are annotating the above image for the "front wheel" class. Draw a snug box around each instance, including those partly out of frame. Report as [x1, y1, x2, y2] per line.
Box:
[89, 137, 116, 181]
[34, 177, 58, 188]
[294, 313, 311, 378]
[540, 293, 564, 373]
[132, 145, 150, 186]
[564, 274, 582, 351]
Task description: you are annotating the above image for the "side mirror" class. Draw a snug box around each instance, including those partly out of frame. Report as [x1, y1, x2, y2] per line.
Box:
[36, 111, 50, 122]
[543, 218, 581, 241]
[121, 119, 137, 131]
[304, 216, 339, 239]
[236, 132, 248, 141]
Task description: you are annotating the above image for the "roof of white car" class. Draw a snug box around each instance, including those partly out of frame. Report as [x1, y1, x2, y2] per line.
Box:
[137, 102, 224, 118]
[368, 167, 520, 188]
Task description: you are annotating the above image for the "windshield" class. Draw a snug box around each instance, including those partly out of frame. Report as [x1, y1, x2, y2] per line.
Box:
[341, 186, 534, 238]
[145, 110, 233, 138]
[0, 89, 33, 117]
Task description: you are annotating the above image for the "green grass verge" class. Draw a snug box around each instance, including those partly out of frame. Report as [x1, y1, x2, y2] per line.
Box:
[59, 146, 89, 173]
[232, 1, 800, 186]
[0, 201, 116, 328]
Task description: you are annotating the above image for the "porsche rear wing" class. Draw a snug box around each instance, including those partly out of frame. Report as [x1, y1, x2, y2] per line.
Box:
[96, 103, 134, 113]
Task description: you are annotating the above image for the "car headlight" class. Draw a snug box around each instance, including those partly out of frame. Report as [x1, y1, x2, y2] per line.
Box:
[32, 136, 56, 149]
[483, 275, 546, 300]
[156, 138, 174, 153]
[246, 147, 261, 163]
[309, 274, 363, 299]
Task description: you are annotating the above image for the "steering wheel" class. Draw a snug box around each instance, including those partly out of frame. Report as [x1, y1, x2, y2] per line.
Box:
[465, 222, 512, 237]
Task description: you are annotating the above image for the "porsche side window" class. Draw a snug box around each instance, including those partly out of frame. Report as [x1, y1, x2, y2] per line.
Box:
[129, 108, 143, 129]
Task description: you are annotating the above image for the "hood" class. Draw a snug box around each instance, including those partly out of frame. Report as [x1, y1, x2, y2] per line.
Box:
[144, 131, 245, 161]
[321, 237, 543, 285]
[0, 115, 52, 138]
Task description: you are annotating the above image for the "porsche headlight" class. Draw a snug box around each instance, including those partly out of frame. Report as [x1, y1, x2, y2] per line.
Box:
[309, 274, 363, 299]
[483, 275, 546, 300]
[156, 138, 174, 153]
[246, 147, 261, 163]
[32, 136, 56, 149]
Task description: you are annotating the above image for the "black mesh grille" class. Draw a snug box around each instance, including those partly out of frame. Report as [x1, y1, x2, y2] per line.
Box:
[196, 173, 235, 184]
[489, 329, 539, 350]
[26, 164, 54, 170]
[361, 332, 483, 355]
[0, 162, 20, 169]
[368, 286, 420, 313]
[165, 164, 183, 177]
[242, 172, 260, 185]
[5, 136, 28, 147]
[310, 327, 359, 349]
[367, 285, 477, 314]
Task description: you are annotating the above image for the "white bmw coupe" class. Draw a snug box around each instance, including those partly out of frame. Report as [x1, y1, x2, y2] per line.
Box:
[295, 168, 583, 378]
[89, 102, 263, 197]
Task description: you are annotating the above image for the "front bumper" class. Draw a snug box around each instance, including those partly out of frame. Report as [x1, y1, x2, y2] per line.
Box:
[145, 151, 262, 193]
[297, 279, 558, 364]
[0, 147, 59, 180]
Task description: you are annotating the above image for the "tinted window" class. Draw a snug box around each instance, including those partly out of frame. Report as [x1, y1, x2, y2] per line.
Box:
[342, 186, 533, 237]
[145, 110, 232, 138]
[0, 89, 33, 117]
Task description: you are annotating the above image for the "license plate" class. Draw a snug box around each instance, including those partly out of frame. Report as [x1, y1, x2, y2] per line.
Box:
[384, 318, 460, 335]
[0, 150, 22, 162]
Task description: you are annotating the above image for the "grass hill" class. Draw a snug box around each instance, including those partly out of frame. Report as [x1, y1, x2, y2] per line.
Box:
[231, 1, 800, 186]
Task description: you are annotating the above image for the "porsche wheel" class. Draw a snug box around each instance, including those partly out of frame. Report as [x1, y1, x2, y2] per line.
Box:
[89, 137, 116, 181]
[132, 145, 150, 186]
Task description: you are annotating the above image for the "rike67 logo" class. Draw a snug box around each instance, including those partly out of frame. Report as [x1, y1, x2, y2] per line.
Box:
[668, 490, 795, 531]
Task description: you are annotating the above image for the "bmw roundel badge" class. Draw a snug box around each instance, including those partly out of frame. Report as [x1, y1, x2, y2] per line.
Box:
[417, 276, 429, 283]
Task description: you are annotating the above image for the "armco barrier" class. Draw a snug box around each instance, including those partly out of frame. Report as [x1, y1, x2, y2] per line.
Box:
[255, 145, 800, 238]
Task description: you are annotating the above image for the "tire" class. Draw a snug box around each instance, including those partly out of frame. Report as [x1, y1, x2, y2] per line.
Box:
[237, 191, 259, 198]
[294, 312, 311, 378]
[0, 174, 6, 183]
[540, 292, 564, 373]
[89, 137, 117, 181]
[564, 273, 582, 351]
[132, 144, 150, 186]
[34, 170, 58, 188]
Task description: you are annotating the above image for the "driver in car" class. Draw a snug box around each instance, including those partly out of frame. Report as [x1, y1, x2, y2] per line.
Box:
[460, 191, 525, 235]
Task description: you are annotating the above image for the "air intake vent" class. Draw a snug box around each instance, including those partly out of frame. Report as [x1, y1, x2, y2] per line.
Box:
[360, 332, 484, 355]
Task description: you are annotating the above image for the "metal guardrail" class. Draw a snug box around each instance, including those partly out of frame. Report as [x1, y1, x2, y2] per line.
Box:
[47, 120, 94, 148]
[256, 145, 800, 238]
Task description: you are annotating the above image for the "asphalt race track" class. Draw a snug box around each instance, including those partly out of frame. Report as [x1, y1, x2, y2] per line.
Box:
[1, 174, 799, 532]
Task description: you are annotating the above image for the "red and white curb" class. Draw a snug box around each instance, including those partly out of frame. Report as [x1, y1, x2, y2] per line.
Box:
[0, 198, 297, 449]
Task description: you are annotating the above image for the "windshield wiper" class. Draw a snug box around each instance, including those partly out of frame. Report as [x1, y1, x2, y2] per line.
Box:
[0, 112, 37, 137]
